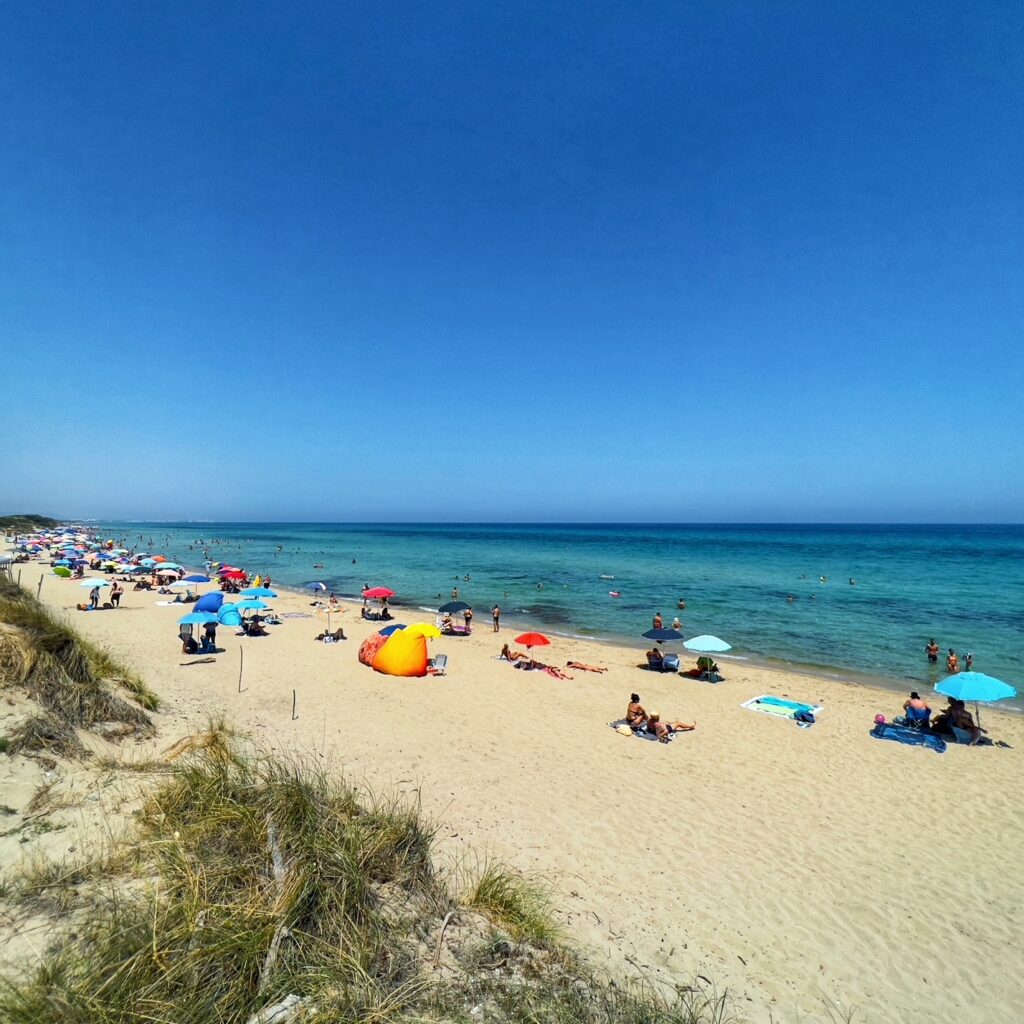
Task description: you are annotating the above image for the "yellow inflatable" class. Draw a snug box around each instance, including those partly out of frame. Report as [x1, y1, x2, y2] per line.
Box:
[371, 631, 428, 677]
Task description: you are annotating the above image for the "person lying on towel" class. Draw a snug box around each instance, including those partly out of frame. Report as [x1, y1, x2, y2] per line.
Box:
[646, 711, 696, 743]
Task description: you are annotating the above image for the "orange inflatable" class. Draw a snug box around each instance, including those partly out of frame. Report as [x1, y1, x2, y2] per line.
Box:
[371, 631, 428, 677]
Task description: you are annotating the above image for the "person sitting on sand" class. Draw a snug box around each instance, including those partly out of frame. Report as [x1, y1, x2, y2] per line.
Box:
[646, 711, 696, 743]
[696, 655, 719, 675]
[566, 660, 606, 673]
[315, 627, 347, 642]
[647, 647, 663, 667]
[244, 618, 269, 637]
[500, 643, 527, 662]
[626, 693, 648, 729]
[952, 700, 985, 744]
[181, 634, 199, 655]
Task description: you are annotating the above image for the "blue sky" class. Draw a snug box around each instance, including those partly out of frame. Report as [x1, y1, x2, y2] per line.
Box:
[2, 1, 1022, 522]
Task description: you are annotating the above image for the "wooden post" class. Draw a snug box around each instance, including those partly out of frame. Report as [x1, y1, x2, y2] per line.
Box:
[238, 647, 246, 693]
[291, 689, 298, 721]
[37, 575, 43, 600]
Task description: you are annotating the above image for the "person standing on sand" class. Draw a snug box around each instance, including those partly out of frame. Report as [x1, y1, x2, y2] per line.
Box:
[463, 606, 473, 630]
[110, 581, 123, 608]
[89, 586, 100, 610]
[492, 605, 500, 631]
[925, 639, 939, 663]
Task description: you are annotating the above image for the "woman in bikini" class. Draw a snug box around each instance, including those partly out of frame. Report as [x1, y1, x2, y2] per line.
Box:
[626, 694, 648, 730]
[566, 661, 607, 672]
[646, 711, 696, 742]
[500, 643, 527, 662]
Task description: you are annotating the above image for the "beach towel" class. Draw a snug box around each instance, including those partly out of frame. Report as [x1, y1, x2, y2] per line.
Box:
[741, 695, 824, 726]
[870, 722, 947, 754]
[608, 719, 671, 743]
[282, 612, 313, 619]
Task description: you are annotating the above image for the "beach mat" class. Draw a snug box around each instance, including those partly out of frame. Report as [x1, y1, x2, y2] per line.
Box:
[741, 695, 824, 725]
[608, 719, 669, 743]
[870, 722, 947, 753]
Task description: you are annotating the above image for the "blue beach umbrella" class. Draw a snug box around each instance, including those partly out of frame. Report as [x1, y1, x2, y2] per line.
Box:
[683, 634, 732, 654]
[195, 592, 225, 613]
[79, 579, 112, 588]
[178, 612, 219, 625]
[240, 587, 277, 598]
[379, 623, 407, 636]
[308, 582, 327, 592]
[641, 628, 685, 644]
[935, 672, 1016, 726]
[235, 599, 268, 611]
[183, 574, 212, 584]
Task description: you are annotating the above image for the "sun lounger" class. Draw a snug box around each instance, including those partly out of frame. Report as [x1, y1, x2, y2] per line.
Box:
[428, 653, 448, 676]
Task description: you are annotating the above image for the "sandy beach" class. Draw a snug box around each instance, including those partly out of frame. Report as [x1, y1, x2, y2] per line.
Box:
[5, 562, 1023, 1024]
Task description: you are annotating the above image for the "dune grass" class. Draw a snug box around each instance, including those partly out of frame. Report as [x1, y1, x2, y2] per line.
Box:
[0, 580, 156, 757]
[0, 735, 735, 1024]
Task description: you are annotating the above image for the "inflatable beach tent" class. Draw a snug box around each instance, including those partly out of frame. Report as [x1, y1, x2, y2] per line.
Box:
[358, 629, 430, 677]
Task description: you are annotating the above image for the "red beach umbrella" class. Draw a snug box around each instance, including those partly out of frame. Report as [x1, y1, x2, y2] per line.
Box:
[222, 570, 246, 580]
[514, 631, 550, 651]
[362, 587, 396, 599]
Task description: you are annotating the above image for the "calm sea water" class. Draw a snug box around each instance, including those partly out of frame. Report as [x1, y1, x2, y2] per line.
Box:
[98, 522, 1023, 699]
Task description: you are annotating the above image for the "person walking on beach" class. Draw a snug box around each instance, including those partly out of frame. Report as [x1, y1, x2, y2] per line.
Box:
[492, 604, 500, 631]
[110, 581, 123, 608]
[925, 639, 939, 663]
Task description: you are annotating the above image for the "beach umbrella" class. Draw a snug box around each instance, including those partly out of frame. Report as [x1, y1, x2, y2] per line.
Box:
[80, 579, 112, 588]
[54, 559, 71, 566]
[379, 624, 407, 636]
[194, 592, 225, 613]
[683, 635, 732, 654]
[156, 562, 184, 571]
[935, 672, 1016, 726]
[178, 612, 219, 625]
[52, 566, 72, 577]
[221, 570, 246, 581]
[140, 558, 156, 567]
[154, 567, 181, 577]
[439, 600, 471, 614]
[182, 574, 212, 584]
[240, 587, 277, 598]
[515, 631, 550, 653]
[235, 599, 268, 611]
[362, 586, 395, 599]
[641, 628, 685, 644]
[307, 582, 327, 592]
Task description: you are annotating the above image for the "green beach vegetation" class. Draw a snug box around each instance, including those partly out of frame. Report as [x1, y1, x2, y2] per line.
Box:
[0, 728, 735, 1024]
[0, 515, 61, 535]
[0, 577, 158, 757]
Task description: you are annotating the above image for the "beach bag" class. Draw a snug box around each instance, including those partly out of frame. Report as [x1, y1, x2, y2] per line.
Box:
[794, 710, 815, 724]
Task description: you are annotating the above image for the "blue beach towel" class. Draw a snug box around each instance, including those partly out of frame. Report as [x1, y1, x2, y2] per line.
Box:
[870, 722, 946, 754]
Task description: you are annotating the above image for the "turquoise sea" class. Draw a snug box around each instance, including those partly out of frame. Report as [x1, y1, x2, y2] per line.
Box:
[99, 522, 1023, 703]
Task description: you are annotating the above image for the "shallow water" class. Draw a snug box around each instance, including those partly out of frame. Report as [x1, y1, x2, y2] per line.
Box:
[97, 521, 1023, 703]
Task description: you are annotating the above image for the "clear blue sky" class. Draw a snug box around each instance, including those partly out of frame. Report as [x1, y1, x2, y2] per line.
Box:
[2, 1, 1021, 522]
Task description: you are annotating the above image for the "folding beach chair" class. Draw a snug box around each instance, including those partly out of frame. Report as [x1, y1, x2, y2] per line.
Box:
[429, 653, 448, 676]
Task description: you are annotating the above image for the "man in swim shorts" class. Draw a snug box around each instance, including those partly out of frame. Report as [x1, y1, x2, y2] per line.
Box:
[925, 639, 939, 663]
